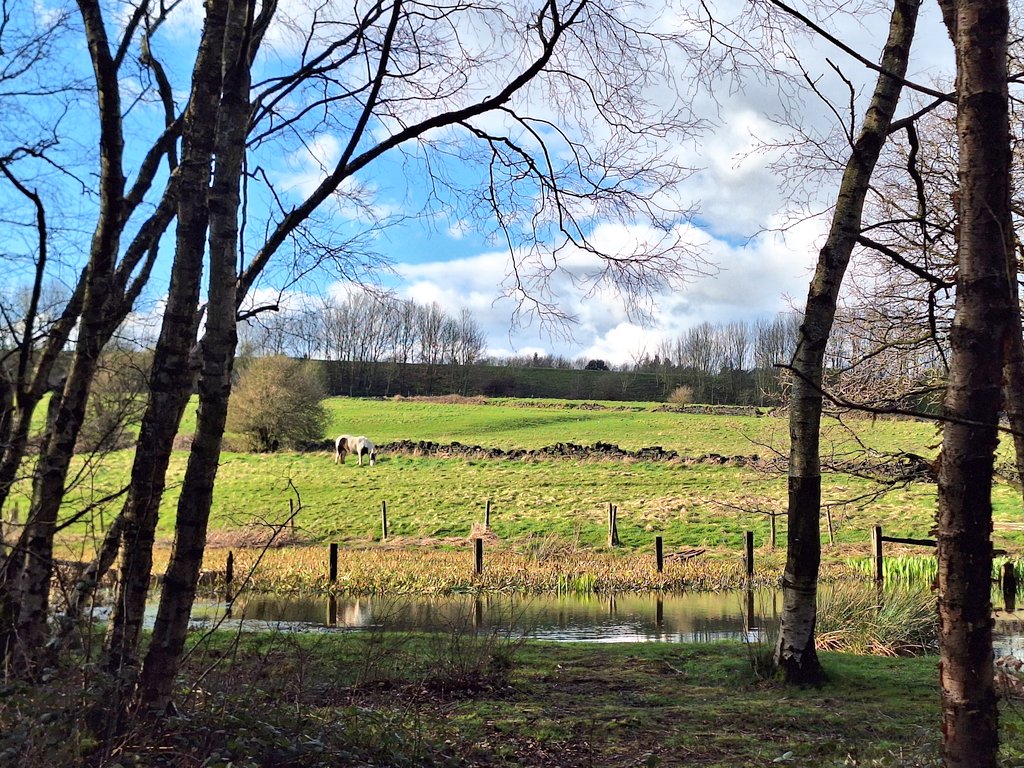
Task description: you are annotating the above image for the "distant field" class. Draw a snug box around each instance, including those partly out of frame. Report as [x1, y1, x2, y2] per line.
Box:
[30, 396, 1023, 563]
[318, 396, 942, 457]
[175, 394, 943, 457]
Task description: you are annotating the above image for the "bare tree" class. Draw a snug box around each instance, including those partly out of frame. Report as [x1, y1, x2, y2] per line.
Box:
[753, 313, 798, 404]
[3, 0, 182, 673]
[87, 0, 720, 715]
[774, 0, 920, 684]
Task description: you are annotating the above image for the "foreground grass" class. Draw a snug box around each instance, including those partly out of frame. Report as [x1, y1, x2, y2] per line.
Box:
[5, 633, 1023, 767]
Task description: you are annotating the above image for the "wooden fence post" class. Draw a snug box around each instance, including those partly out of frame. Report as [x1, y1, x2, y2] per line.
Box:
[485, 499, 491, 528]
[475, 538, 484, 575]
[656, 536, 664, 573]
[1003, 562, 1018, 611]
[329, 543, 338, 583]
[608, 504, 620, 546]
[744, 587, 755, 632]
[872, 525, 884, 584]
[381, 500, 388, 541]
[225, 551, 234, 586]
[744, 530, 754, 579]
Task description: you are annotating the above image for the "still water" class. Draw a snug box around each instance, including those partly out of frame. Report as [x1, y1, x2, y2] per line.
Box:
[166, 589, 1024, 656]
[187, 590, 778, 644]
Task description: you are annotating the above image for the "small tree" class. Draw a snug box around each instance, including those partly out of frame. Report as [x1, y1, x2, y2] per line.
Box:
[227, 356, 328, 452]
[76, 349, 150, 454]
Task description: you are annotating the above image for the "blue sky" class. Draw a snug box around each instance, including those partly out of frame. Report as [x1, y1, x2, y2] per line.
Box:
[7, 0, 955, 366]
[264, 0, 954, 365]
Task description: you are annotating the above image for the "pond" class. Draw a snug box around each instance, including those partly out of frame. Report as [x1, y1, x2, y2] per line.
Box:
[139, 588, 1024, 656]
[186, 589, 777, 643]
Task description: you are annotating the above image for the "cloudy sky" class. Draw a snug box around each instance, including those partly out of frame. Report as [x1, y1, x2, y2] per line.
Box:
[98, 0, 954, 365]
[294, 0, 955, 366]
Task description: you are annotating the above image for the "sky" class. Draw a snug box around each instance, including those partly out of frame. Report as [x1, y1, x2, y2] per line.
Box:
[9, 0, 956, 367]
[298, 0, 957, 366]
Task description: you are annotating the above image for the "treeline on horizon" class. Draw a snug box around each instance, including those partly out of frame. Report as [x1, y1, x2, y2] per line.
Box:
[234, 290, 944, 408]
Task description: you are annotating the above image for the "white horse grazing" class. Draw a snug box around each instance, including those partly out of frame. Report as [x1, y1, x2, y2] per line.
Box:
[334, 434, 377, 466]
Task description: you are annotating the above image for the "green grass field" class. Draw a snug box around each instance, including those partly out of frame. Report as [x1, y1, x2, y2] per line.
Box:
[322, 396, 943, 456]
[25, 395, 1022, 563]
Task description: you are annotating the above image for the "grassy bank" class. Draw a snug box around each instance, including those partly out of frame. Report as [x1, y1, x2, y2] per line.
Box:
[20, 396, 1023, 584]
[50, 446, 1023, 563]
[5, 632, 1021, 767]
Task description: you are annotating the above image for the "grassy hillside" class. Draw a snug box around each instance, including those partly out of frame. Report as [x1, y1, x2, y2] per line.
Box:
[33, 396, 1017, 566]
[197, 394, 940, 456]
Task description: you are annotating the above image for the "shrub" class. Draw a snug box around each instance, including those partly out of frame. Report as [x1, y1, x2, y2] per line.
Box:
[667, 385, 694, 405]
[77, 349, 150, 453]
[227, 356, 328, 452]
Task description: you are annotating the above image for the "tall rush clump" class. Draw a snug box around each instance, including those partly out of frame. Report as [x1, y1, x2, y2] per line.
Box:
[775, 0, 918, 683]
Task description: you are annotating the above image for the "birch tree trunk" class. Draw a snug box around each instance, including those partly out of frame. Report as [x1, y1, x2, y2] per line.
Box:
[935, 1, 1011, 764]
[2, 0, 176, 674]
[136, 0, 265, 712]
[102, 0, 228, 676]
[775, 0, 918, 683]
[9, 0, 126, 670]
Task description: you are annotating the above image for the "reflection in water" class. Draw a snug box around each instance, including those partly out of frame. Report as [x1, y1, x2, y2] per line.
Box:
[186, 590, 784, 644]
[123, 587, 1024, 650]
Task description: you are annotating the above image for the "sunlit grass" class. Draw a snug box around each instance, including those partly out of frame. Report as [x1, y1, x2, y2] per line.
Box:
[17, 395, 1024, 573]
[317, 396, 943, 457]
[37, 449, 1008, 557]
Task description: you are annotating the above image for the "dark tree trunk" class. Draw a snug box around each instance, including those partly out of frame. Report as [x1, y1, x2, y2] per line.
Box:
[775, 0, 918, 684]
[935, 2, 1011, 765]
[3, 0, 177, 674]
[136, 0, 263, 712]
[102, 0, 229, 676]
[8, 0, 128, 673]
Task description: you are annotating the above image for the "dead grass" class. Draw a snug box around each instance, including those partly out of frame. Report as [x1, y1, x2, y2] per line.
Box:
[391, 393, 488, 405]
[204, 523, 315, 549]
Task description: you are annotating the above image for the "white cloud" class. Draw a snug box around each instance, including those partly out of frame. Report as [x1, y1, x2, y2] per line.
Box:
[391, 216, 819, 366]
[274, 135, 403, 224]
[114, 0, 952, 372]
